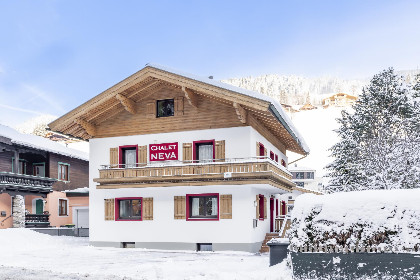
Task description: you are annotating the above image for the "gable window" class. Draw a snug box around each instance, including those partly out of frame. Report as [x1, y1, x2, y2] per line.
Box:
[119, 145, 138, 168]
[270, 151, 275, 160]
[275, 155, 279, 163]
[193, 140, 215, 162]
[115, 198, 142, 221]
[281, 159, 286, 167]
[58, 163, 70, 181]
[156, 99, 174, 118]
[33, 163, 45, 177]
[58, 199, 68, 216]
[259, 143, 265, 157]
[187, 194, 218, 220]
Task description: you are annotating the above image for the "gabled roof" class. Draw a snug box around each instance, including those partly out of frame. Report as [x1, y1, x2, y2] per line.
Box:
[49, 64, 309, 155]
[0, 124, 89, 161]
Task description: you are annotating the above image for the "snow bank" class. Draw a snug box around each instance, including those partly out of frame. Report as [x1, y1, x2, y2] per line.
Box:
[289, 189, 420, 250]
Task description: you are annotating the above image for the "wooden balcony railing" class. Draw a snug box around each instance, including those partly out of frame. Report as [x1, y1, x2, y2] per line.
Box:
[94, 157, 295, 191]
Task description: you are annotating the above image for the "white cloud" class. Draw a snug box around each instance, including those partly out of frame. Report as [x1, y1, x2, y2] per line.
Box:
[23, 84, 66, 114]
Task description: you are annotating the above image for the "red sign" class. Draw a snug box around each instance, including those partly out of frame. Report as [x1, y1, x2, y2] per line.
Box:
[149, 142, 178, 161]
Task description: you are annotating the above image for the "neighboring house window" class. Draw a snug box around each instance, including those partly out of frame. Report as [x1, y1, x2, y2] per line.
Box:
[116, 198, 142, 221]
[58, 199, 68, 216]
[156, 99, 174, 117]
[193, 140, 215, 162]
[295, 172, 304, 179]
[12, 158, 26, 174]
[33, 163, 45, 177]
[187, 194, 218, 220]
[58, 163, 69, 181]
[296, 182, 304, 187]
[119, 145, 138, 168]
[306, 172, 314, 179]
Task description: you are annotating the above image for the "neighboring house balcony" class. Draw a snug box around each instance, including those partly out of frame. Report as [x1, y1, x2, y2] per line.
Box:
[94, 157, 295, 192]
[0, 172, 55, 197]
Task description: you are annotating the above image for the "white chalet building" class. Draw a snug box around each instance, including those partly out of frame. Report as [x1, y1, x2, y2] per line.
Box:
[49, 64, 312, 253]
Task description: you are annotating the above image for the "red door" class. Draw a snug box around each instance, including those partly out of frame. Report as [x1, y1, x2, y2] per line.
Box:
[270, 198, 274, 232]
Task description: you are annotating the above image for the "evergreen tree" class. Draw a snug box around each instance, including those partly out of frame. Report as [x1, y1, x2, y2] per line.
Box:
[326, 68, 420, 192]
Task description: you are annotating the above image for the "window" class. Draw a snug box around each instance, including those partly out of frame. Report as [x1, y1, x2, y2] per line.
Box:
[275, 155, 279, 163]
[258, 194, 264, 220]
[58, 199, 68, 216]
[296, 182, 304, 187]
[119, 145, 137, 167]
[270, 151, 274, 160]
[58, 163, 69, 181]
[281, 159, 286, 167]
[116, 198, 142, 221]
[259, 143, 265, 157]
[193, 140, 215, 162]
[156, 99, 174, 117]
[187, 194, 218, 220]
[33, 163, 45, 177]
[295, 172, 304, 179]
[306, 172, 314, 179]
[12, 158, 26, 174]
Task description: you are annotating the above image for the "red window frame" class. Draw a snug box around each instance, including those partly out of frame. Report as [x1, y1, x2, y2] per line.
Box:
[259, 143, 265, 157]
[281, 201, 286, 215]
[270, 151, 274, 160]
[186, 193, 219, 221]
[192, 140, 215, 162]
[115, 197, 143, 221]
[259, 194, 264, 220]
[275, 155, 279, 163]
[281, 159, 286, 167]
[119, 145, 138, 166]
[276, 198, 279, 216]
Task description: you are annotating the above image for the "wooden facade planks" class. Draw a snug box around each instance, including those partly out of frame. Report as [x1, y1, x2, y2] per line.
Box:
[104, 199, 115, 220]
[142, 197, 153, 220]
[174, 196, 186, 219]
[220, 194, 232, 219]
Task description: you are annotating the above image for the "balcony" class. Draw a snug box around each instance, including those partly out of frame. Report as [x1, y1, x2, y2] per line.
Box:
[94, 157, 295, 191]
[0, 172, 55, 196]
[25, 214, 50, 228]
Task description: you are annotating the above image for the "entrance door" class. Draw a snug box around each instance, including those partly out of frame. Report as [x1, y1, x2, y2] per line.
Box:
[36, 199, 43, 214]
[270, 198, 274, 232]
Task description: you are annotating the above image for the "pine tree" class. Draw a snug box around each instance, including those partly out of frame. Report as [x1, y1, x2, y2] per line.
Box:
[326, 68, 420, 192]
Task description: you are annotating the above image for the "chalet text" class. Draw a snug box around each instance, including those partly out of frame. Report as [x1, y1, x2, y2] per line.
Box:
[149, 142, 178, 161]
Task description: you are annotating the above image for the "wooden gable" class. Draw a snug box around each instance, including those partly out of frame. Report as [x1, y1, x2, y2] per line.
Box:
[49, 66, 307, 155]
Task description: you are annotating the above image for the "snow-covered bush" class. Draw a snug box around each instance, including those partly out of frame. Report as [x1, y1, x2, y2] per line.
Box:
[289, 189, 420, 250]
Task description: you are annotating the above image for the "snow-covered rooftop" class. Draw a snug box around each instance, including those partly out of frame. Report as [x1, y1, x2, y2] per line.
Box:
[63, 187, 89, 193]
[0, 124, 89, 161]
[146, 63, 310, 154]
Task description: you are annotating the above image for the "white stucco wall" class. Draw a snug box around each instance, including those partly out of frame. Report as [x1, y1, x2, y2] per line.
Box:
[88, 126, 290, 249]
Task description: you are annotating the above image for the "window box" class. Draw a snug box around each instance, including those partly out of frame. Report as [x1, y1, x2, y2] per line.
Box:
[115, 197, 142, 221]
[193, 140, 215, 162]
[186, 193, 219, 221]
[156, 99, 174, 117]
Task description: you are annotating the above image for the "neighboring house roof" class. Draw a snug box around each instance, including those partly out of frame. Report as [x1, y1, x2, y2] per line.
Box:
[49, 64, 309, 155]
[288, 165, 316, 172]
[0, 124, 89, 161]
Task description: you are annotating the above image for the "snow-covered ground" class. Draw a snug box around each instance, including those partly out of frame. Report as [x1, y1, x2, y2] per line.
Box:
[0, 229, 291, 280]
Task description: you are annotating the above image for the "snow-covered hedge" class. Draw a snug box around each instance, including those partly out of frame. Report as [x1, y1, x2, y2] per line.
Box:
[289, 189, 420, 250]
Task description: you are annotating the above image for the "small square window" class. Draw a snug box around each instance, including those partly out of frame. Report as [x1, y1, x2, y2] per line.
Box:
[116, 198, 142, 220]
[58, 199, 68, 216]
[58, 163, 69, 181]
[187, 194, 218, 220]
[156, 99, 174, 117]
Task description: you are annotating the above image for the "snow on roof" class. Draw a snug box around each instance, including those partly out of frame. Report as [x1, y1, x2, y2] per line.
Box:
[146, 63, 310, 154]
[288, 165, 316, 172]
[0, 124, 89, 161]
[64, 187, 89, 193]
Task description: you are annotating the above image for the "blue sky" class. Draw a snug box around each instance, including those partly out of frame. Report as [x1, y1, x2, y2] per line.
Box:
[0, 0, 419, 127]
